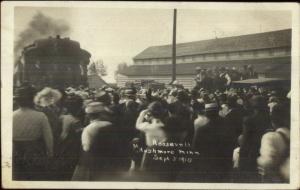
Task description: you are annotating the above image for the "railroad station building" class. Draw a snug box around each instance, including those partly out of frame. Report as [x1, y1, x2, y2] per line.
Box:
[116, 29, 291, 89]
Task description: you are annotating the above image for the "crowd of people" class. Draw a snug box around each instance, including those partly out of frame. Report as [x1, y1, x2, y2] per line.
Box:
[194, 64, 258, 91]
[13, 71, 290, 182]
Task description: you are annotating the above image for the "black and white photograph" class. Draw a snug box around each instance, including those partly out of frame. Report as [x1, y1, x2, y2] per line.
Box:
[1, 1, 300, 189]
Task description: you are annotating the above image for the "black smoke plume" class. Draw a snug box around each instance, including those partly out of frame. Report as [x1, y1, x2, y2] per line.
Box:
[14, 12, 70, 58]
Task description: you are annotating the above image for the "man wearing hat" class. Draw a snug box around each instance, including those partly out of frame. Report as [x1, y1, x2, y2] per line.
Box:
[118, 87, 140, 142]
[94, 90, 112, 106]
[239, 95, 270, 182]
[81, 102, 114, 151]
[192, 102, 231, 182]
[73, 102, 125, 181]
[219, 67, 232, 91]
[122, 87, 137, 101]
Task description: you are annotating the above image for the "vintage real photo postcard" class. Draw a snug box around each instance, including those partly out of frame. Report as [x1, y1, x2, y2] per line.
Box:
[1, 1, 300, 189]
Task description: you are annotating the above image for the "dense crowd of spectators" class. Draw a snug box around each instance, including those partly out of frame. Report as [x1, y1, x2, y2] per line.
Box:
[13, 74, 290, 182]
[194, 65, 258, 91]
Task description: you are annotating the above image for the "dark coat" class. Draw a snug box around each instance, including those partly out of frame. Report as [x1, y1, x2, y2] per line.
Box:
[119, 101, 140, 139]
[239, 110, 270, 182]
[223, 107, 244, 148]
[72, 123, 129, 181]
[192, 116, 229, 182]
[13, 139, 47, 180]
[53, 119, 83, 180]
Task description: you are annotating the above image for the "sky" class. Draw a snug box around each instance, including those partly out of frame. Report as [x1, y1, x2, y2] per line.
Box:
[14, 6, 291, 83]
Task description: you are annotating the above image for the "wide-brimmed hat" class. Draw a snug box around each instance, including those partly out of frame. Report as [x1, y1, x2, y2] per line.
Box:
[34, 87, 62, 107]
[85, 102, 112, 114]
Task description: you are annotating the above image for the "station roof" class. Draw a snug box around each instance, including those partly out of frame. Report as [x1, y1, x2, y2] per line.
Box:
[134, 29, 291, 60]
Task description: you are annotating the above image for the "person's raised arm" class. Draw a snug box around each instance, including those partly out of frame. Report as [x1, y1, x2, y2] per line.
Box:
[136, 109, 149, 131]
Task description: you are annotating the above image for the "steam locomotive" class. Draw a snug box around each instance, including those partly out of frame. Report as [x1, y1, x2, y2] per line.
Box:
[14, 35, 91, 89]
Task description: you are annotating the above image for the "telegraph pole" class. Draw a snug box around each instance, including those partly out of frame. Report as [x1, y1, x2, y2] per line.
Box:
[172, 9, 177, 82]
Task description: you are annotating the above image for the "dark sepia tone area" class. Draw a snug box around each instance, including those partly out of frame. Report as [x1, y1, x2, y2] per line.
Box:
[12, 6, 291, 183]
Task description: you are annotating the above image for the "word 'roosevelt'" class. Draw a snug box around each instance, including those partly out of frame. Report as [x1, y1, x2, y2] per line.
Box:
[152, 140, 191, 147]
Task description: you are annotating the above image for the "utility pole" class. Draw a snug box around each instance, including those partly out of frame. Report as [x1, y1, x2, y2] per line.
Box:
[172, 9, 177, 82]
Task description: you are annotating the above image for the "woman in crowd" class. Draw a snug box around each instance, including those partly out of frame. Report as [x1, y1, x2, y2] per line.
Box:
[136, 101, 168, 147]
[137, 107, 192, 182]
[239, 95, 271, 182]
[12, 80, 291, 183]
[128, 101, 168, 174]
[257, 103, 290, 183]
[54, 95, 85, 180]
[34, 87, 62, 154]
[13, 85, 54, 180]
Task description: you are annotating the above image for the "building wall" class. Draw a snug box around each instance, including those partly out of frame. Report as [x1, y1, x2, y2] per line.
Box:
[119, 46, 291, 89]
[116, 74, 196, 89]
[134, 47, 290, 66]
